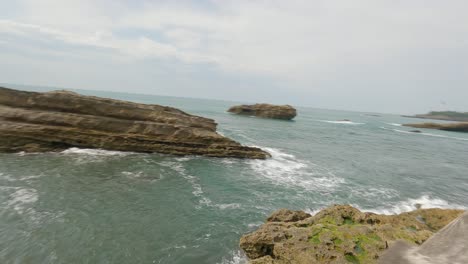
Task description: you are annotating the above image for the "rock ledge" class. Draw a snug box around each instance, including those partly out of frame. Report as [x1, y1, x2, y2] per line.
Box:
[0, 87, 269, 158]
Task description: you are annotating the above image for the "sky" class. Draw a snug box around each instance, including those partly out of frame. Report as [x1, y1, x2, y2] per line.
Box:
[1, 0, 467, 114]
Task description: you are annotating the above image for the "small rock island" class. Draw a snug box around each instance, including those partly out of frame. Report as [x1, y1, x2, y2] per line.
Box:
[0, 87, 269, 159]
[228, 104, 297, 120]
[240, 205, 465, 264]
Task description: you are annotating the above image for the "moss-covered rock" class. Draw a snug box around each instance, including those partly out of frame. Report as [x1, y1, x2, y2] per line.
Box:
[239, 205, 464, 264]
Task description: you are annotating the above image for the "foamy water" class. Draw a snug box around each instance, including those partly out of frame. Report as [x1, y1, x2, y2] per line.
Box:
[249, 147, 344, 191]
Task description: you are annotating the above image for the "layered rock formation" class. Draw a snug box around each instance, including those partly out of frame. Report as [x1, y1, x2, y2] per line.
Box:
[403, 111, 468, 122]
[0, 87, 269, 158]
[240, 205, 464, 264]
[403, 122, 468, 133]
[228, 104, 297, 120]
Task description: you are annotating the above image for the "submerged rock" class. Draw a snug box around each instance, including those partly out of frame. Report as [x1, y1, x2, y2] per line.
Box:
[0, 87, 269, 158]
[228, 104, 297, 120]
[239, 205, 464, 264]
[403, 122, 468, 133]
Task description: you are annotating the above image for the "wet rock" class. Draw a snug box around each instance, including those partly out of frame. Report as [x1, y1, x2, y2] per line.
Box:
[240, 205, 464, 263]
[228, 104, 297, 120]
[0, 87, 269, 158]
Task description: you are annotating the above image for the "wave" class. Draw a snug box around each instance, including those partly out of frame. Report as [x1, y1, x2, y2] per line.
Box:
[249, 147, 344, 191]
[318, 120, 365, 125]
[4, 187, 38, 215]
[219, 250, 248, 264]
[359, 195, 466, 215]
[159, 161, 241, 210]
[380, 127, 468, 141]
[385, 123, 402, 127]
[61, 147, 134, 156]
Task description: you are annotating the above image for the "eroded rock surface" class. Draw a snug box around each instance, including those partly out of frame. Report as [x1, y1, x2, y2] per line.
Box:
[240, 205, 464, 264]
[228, 104, 297, 120]
[0, 87, 269, 158]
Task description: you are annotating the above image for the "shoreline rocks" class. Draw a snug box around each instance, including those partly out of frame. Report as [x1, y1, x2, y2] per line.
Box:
[239, 205, 464, 263]
[0, 87, 270, 159]
[228, 104, 297, 120]
[403, 122, 468, 133]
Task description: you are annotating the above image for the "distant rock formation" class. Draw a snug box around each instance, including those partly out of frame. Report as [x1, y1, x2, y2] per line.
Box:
[0, 87, 269, 159]
[403, 111, 468, 122]
[403, 122, 468, 133]
[239, 205, 464, 264]
[228, 104, 297, 120]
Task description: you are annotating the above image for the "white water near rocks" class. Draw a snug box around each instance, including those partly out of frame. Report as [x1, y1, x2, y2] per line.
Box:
[1, 87, 468, 263]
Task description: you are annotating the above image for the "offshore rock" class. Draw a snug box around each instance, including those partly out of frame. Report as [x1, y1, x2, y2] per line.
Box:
[228, 104, 297, 120]
[239, 205, 464, 264]
[403, 122, 468, 133]
[0, 87, 269, 159]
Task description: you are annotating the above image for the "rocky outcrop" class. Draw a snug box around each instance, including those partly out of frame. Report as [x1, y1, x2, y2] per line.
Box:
[228, 104, 297, 120]
[403, 111, 468, 122]
[403, 122, 468, 133]
[239, 205, 464, 264]
[0, 87, 269, 158]
[380, 211, 468, 264]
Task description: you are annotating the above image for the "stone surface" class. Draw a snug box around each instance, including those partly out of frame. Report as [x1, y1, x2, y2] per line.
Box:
[0, 87, 270, 158]
[240, 205, 464, 264]
[380, 212, 468, 264]
[228, 104, 297, 120]
[403, 122, 468, 133]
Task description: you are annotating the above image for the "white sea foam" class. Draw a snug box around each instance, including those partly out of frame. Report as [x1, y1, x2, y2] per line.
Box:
[385, 123, 402, 127]
[61, 147, 133, 156]
[318, 120, 365, 125]
[249, 147, 344, 191]
[5, 188, 38, 215]
[359, 195, 466, 215]
[121, 171, 160, 182]
[219, 250, 249, 264]
[160, 161, 240, 210]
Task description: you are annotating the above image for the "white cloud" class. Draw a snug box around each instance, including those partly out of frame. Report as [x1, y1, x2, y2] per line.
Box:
[1, 0, 468, 112]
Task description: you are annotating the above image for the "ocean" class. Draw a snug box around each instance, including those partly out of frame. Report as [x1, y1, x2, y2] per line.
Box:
[1, 87, 467, 263]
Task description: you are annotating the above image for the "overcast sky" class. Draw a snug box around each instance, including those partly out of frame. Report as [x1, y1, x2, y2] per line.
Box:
[1, 0, 467, 114]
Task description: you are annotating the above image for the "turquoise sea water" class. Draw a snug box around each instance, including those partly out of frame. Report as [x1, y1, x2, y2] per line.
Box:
[1, 87, 467, 263]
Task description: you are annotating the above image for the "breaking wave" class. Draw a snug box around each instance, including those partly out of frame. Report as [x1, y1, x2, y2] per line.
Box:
[319, 120, 365, 125]
[359, 195, 467, 215]
[249, 147, 344, 191]
[61, 148, 134, 156]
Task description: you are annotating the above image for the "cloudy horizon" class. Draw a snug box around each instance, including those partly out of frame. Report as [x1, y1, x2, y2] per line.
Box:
[1, 0, 467, 114]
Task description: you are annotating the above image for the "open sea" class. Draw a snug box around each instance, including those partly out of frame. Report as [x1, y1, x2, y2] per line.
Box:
[1, 86, 467, 263]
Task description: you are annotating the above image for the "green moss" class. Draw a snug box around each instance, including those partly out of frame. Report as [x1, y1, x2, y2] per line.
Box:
[344, 217, 355, 225]
[345, 253, 360, 264]
[310, 234, 321, 244]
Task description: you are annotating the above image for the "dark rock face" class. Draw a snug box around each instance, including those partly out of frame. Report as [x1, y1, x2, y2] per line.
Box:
[228, 104, 297, 120]
[239, 205, 464, 264]
[0, 87, 270, 158]
[403, 122, 468, 133]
